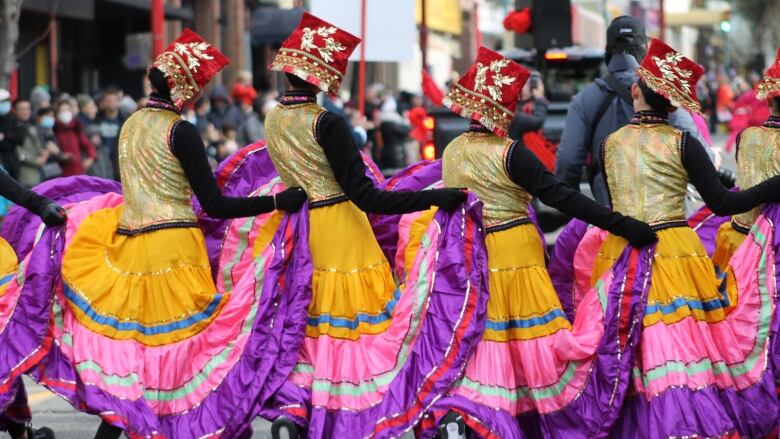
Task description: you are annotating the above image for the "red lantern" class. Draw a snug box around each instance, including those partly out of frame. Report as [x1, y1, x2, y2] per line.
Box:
[502, 8, 532, 34]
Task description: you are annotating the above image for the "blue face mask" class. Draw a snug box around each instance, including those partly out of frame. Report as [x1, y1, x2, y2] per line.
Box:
[0, 101, 10, 115]
[41, 116, 55, 129]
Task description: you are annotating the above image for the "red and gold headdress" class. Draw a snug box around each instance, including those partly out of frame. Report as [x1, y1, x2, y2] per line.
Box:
[443, 47, 530, 137]
[270, 12, 361, 97]
[150, 29, 229, 108]
[637, 38, 704, 113]
[757, 48, 780, 100]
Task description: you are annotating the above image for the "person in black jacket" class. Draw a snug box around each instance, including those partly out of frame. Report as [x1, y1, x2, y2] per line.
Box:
[0, 89, 23, 178]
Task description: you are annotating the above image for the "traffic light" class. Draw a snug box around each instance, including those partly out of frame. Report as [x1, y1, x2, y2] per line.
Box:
[720, 10, 731, 33]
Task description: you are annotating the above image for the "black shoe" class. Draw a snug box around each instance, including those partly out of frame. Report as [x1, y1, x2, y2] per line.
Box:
[438, 411, 466, 439]
[271, 417, 299, 439]
[27, 427, 55, 439]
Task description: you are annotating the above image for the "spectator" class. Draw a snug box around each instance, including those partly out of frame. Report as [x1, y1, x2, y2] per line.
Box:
[207, 84, 243, 131]
[554, 16, 707, 206]
[347, 104, 369, 150]
[94, 88, 124, 180]
[35, 107, 62, 181]
[118, 95, 138, 119]
[222, 124, 240, 157]
[378, 98, 410, 170]
[0, 89, 22, 178]
[77, 94, 98, 129]
[12, 99, 49, 187]
[53, 100, 97, 177]
[193, 99, 211, 134]
[508, 71, 549, 140]
[30, 86, 51, 112]
[715, 73, 734, 127]
[234, 86, 264, 145]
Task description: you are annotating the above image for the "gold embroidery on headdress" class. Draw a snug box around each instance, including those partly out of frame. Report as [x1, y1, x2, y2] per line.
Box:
[652, 53, 693, 95]
[173, 42, 214, 72]
[300, 26, 346, 63]
[475, 59, 516, 102]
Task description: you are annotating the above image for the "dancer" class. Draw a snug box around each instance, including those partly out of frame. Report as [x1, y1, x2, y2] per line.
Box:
[0, 171, 63, 439]
[260, 12, 471, 439]
[711, 47, 780, 272]
[590, 39, 780, 438]
[2, 29, 307, 439]
[396, 47, 656, 439]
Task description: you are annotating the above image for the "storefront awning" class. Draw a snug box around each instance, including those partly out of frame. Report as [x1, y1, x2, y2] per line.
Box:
[251, 7, 304, 46]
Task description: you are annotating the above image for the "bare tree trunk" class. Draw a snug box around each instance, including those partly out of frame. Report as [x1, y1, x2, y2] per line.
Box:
[0, 0, 23, 90]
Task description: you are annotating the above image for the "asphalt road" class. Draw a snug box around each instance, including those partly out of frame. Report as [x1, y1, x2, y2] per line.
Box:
[18, 133, 733, 439]
[22, 378, 273, 439]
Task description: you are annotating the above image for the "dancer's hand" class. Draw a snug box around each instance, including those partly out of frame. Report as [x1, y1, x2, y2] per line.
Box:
[39, 202, 67, 227]
[275, 187, 307, 212]
[622, 218, 657, 248]
[428, 188, 467, 211]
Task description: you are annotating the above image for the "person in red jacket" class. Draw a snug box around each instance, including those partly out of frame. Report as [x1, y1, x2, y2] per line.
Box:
[53, 100, 96, 176]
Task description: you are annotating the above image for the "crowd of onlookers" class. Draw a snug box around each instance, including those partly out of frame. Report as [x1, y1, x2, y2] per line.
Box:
[697, 70, 772, 151]
[0, 70, 443, 198]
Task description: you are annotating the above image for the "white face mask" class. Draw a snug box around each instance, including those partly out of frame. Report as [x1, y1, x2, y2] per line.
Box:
[58, 111, 73, 125]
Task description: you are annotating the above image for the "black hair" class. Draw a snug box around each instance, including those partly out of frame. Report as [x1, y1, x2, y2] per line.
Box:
[37, 107, 54, 117]
[148, 68, 171, 99]
[638, 80, 673, 112]
[285, 73, 319, 92]
[771, 96, 780, 114]
[605, 38, 647, 65]
[12, 99, 29, 108]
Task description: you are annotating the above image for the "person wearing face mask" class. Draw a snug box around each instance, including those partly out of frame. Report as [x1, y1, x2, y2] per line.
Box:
[0, 89, 23, 178]
[34, 108, 62, 181]
[53, 100, 97, 177]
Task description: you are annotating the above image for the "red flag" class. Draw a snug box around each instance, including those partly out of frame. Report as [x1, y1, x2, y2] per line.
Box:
[422, 70, 444, 107]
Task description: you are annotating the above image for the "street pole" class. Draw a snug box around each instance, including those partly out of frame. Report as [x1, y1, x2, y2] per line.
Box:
[151, 0, 165, 58]
[421, 0, 428, 72]
[358, 0, 367, 115]
[658, 0, 665, 41]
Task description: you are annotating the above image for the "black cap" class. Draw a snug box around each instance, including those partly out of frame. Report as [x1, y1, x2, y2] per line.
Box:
[607, 16, 646, 46]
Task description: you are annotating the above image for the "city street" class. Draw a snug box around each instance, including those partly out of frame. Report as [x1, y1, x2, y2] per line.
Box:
[22, 376, 273, 438]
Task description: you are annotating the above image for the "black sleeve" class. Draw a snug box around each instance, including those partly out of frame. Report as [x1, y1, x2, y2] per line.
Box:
[683, 133, 771, 216]
[171, 120, 275, 218]
[317, 111, 435, 214]
[507, 141, 636, 233]
[0, 170, 48, 214]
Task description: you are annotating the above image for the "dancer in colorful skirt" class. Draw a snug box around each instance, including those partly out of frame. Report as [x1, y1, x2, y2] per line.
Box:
[588, 39, 780, 438]
[391, 47, 656, 439]
[256, 12, 480, 439]
[0, 171, 64, 439]
[2, 29, 308, 439]
[712, 47, 780, 272]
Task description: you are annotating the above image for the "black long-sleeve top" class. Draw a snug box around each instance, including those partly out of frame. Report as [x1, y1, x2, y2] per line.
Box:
[0, 169, 48, 214]
[680, 131, 776, 216]
[504, 137, 639, 236]
[146, 94, 275, 219]
[315, 110, 437, 214]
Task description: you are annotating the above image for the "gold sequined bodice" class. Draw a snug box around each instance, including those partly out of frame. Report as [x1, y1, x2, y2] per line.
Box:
[443, 132, 531, 227]
[733, 126, 780, 229]
[118, 108, 195, 231]
[603, 123, 688, 226]
[264, 103, 344, 201]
